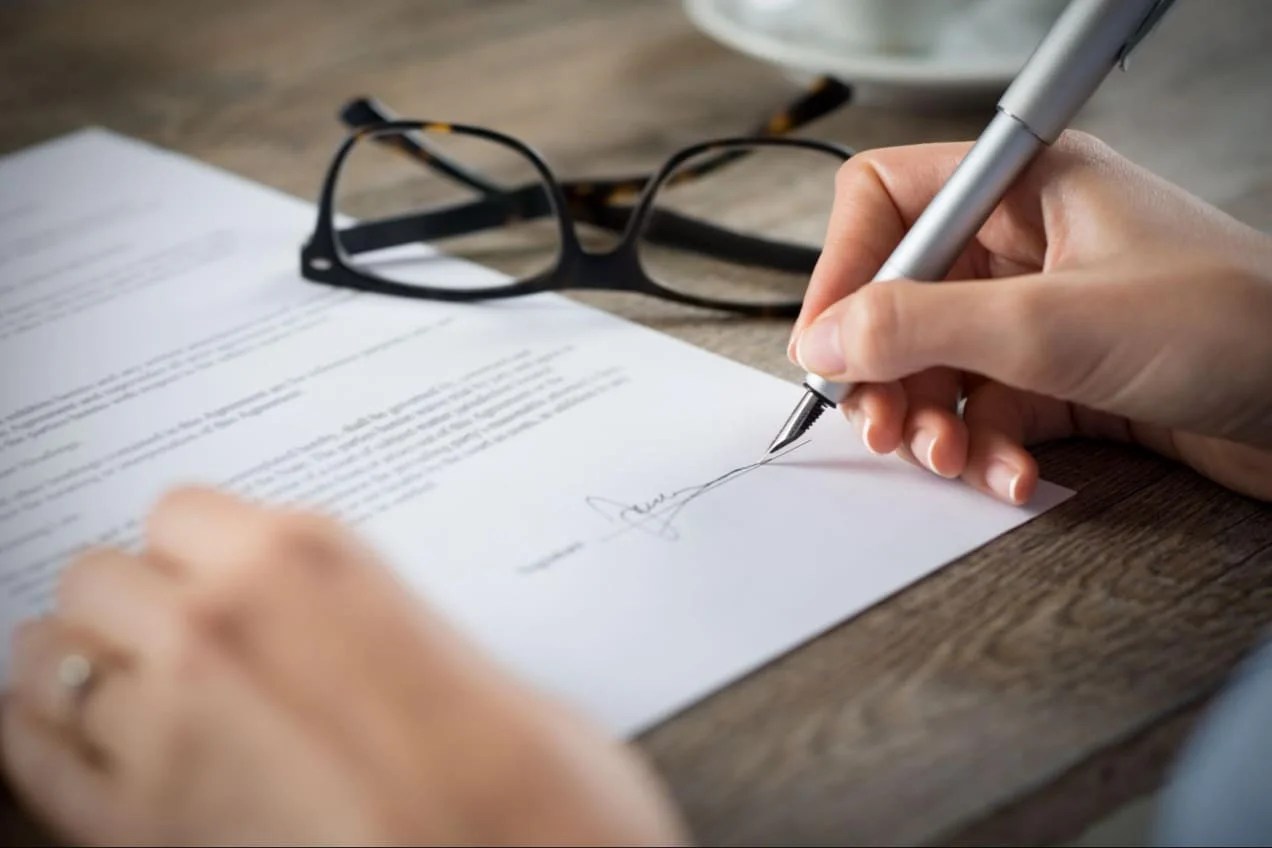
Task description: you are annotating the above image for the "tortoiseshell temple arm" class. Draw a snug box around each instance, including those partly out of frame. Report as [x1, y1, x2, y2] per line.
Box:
[341, 96, 507, 196]
[748, 76, 853, 137]
[647, 76, 854, 187]
[338, 76, 852, 211]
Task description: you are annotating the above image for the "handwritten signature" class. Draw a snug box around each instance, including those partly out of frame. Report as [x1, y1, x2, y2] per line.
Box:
[584, 440, 810, 541]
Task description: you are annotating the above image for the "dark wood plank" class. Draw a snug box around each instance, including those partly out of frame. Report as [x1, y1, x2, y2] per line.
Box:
[640, 439, 1272, 845]
[944, 697, 1207, 846]
[0, 1, 1269, 845]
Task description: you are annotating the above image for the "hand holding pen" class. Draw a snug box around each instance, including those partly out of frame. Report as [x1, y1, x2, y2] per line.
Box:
[767, 0, 1177, 458]
[780, 126, 1272, 505]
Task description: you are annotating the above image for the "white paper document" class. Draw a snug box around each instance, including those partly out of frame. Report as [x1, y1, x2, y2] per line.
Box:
[0, 129, 1071, 735]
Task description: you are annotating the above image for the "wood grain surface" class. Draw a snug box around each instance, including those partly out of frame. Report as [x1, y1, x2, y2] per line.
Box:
[1, 1, 1270, 845]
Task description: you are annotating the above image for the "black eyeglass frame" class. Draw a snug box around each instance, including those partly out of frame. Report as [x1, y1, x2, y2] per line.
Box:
[301, 101, 856, 318]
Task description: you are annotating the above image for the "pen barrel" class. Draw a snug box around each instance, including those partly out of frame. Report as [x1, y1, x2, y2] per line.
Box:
[872, 110, 1043, 287]
[869, 0, 1164, 290]
[999, 0, 1164, 144]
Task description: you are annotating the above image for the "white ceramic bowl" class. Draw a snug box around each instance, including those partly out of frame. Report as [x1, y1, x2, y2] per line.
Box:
[684, 0, 1069, 99]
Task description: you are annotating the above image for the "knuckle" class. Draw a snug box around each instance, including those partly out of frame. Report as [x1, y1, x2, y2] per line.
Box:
[149, 484, 219, 525]
[1053, 128, 1100, 153]
[151, 602, 217, 680]
[231, 510, 349, 589]
[55, 547, 113, 607]
[269, 512, 349, 573]
[832, 157, 860, 192]
[187, 506, 354, 619]
[833, 152, 878, 196]
[144, 484, 233, 558]
[1052, 129, 1114, 165]
[1046, 130, 1119, 180]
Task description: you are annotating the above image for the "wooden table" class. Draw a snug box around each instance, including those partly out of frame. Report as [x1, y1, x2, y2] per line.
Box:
[1, 1, 1270, 844]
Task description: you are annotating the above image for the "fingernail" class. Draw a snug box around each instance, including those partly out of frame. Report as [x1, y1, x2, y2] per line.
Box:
[986, 461, 1024, 504]
[786, 328, 799, 364]
[795, 319, 843, 375]
[862, 416, 882, 455]
[913, 429, 939, 474]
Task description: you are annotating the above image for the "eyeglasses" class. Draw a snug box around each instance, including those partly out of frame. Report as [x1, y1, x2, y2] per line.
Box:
[300, 78, 856, 318]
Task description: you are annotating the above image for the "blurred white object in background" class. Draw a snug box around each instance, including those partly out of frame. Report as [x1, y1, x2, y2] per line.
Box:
[684, 0, 1069, 104]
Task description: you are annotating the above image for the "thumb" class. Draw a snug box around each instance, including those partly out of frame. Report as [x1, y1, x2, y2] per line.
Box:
[791, 271, 1110, 404]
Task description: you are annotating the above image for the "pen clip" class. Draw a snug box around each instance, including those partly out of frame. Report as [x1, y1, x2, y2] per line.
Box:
[1117, 0, 1177, 71]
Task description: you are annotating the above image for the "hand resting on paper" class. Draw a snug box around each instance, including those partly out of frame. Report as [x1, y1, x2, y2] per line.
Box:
[790, 130, 1272, 505]
[0, 487, 688, 846]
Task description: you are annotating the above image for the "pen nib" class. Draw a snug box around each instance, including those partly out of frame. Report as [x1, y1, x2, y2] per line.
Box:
[767, 389, 828, 454]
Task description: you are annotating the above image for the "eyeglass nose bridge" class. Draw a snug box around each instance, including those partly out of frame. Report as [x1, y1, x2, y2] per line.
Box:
[557, 237, 661, 295]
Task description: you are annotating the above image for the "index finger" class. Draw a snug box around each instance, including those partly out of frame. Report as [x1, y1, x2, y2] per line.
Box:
[790, 141, 976, 356]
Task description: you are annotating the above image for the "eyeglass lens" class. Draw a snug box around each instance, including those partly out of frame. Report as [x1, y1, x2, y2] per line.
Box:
[638, 144, 840, 307]
[334, 127, 563, 292]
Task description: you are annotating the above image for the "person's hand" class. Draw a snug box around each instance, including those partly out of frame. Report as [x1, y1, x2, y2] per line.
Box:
[1, 487, 689, 846]
[788, 131, 1272, 504]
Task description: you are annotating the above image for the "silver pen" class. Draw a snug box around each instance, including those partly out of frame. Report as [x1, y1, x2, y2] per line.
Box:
[767, 0, 1177, 454]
